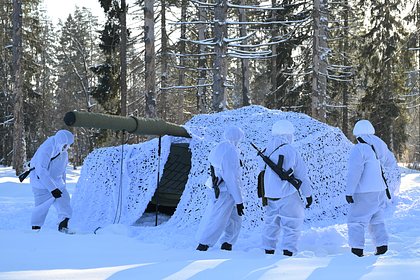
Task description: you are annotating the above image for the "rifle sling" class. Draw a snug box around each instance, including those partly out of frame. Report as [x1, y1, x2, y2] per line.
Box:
[356, 137, 392, 199]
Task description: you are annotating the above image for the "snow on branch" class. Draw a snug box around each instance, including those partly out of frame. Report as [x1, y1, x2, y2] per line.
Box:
[160, 84, 213, 90]
[179, 37, 216, 46]
[226, 18, 310, 26]
[169, 51, 216, 57]
[173, 65, 216, 71]
[0, 117, 14, 127]
[227, 2, 286, 11]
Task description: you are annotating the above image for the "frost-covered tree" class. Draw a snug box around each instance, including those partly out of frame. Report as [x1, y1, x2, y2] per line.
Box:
[353, 0, 412, 156]
[404, 0, 420, 164]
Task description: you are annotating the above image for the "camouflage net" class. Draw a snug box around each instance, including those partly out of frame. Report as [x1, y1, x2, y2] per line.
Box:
[71, 105, 400, 236]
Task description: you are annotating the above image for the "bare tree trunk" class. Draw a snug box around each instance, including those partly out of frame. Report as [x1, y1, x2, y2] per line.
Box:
[144, 0, 156, 118]
[342, 0, 349, 137]
[417, 1, 420, 163]
[160, 0, 168, 120]
[178, 0, 187, 122]
[212, 0, 228, 112]
[270, 0, 278, 107]
[12, 0, 26, 175]
[120, 0, 128, 116]
[312, 0, 327, 122]
[197, 6, 208, 113]
[239, 0, 250, 106]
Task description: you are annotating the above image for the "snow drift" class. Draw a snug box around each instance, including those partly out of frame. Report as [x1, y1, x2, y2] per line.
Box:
[71, 105, 400, 234]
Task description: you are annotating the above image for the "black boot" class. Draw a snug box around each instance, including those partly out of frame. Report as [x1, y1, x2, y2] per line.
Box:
[32, 226, 41, 230]
[374, 245, 388, 255]
[351, 248, 364, 257]
[196, 244, 209, 251]
[58, 218, 69, 232]
[283, 250, 293, 256]
[265, 249, 275, 254]
[221, 242, 232, 251]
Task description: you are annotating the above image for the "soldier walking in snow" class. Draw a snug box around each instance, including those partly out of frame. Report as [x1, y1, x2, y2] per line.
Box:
[346, 120, 397, 257]
[257, 120, 312, 256]
[29, 130, 74, 233]
[196, 125, 245, 251]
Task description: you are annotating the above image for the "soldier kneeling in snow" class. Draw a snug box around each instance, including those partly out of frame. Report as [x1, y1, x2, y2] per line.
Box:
[196, 125, 245, 251]
[29, 130, 74, 233]
[346, 120, 397, 257]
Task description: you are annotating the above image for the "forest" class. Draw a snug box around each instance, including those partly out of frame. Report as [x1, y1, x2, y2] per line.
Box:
[1, 0, 419, 174]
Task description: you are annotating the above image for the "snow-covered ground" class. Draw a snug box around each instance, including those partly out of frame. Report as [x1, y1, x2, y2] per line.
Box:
[0, 165, 419, 280]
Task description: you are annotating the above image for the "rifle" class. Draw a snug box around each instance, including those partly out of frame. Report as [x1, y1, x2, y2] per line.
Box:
[251, 143, 302, 191]
[17, 153, 60, 183]
[210, 165, 222, 199]
[18, 167, 34, 182]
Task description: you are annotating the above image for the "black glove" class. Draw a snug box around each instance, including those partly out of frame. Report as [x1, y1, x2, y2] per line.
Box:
[305, 196, 313, 208]
[346, 195, 354, 204]
[236, 203, 244, 216]
[51, 188, 62, 198]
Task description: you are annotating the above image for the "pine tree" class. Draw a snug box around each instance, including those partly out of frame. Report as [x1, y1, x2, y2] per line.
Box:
[353, 0, 412, 155]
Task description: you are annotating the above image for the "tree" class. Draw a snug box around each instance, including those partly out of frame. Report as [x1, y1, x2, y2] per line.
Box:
[404, 0, 420, 164]
[92, 0, 122, 115]
[55, 8, 101, 165]
[212, 0, 228, 112]
[353, 0, 412, 156]
[120, 0, 128, 116]
[239, 0, 251, 106]
[144, 0, 157, 118]
[312, 0, 328, 122]
[0, 0, 14, 166]
[12, 0, 26, 175]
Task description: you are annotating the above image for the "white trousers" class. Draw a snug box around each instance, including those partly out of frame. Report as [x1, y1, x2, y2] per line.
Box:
[31, 187, 72, 227]
[347, 191, 388, 249]
[262, 192, 304, 253]
[196, 191, 242, 247]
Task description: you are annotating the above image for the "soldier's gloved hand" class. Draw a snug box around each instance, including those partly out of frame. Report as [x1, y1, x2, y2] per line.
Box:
[346, 195, 354, 204]
[305, 196, 313, 208]
[236, 203, 244, 216]
[51, 188, 62, 198]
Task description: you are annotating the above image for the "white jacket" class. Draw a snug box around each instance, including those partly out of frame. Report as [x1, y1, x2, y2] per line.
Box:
[30, 130, 74, 192]
[209, 126, 243, 204]
[258, 135, 311, 199]
[346, 134, 395, 195]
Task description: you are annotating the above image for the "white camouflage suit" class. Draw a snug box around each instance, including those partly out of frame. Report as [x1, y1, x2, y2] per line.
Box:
[346, 120, 397, 250]
[258, 120, 312, 254]
[30, 130, 74, 228]
[196, 126, 244, 248]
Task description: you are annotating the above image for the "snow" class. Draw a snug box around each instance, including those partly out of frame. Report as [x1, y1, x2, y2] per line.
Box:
[0, 106, 419, 279]
[0, 165, 419, 279]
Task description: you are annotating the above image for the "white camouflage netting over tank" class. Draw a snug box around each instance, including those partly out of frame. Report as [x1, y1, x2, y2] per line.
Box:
[71, 105, 400, 234]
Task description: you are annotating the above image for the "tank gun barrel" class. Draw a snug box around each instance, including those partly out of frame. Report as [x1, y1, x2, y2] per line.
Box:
[63, 111, 191, 138]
